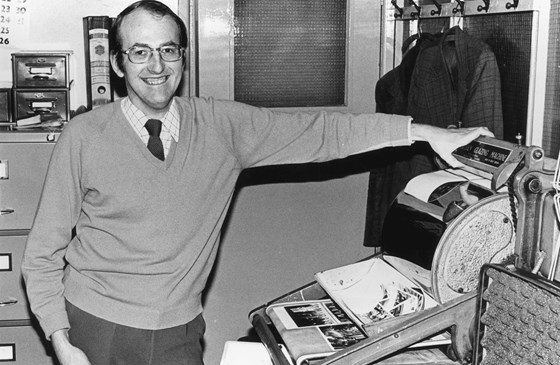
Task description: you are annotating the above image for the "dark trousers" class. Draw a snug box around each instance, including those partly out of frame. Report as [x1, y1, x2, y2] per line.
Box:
[66, 301, 205, 365]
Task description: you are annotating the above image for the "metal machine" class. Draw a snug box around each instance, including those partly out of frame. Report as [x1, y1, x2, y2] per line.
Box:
[249, 136, 560, 365]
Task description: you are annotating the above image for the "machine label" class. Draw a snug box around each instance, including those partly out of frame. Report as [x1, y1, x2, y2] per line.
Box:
[453, 141, 512, 167]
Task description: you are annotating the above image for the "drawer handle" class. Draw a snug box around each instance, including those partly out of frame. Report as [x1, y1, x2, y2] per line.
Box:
[0, 298, 18, 306]
[0, 209, 14, 215]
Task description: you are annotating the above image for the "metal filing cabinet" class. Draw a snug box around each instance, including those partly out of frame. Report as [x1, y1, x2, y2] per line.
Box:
[0, 128, 59, 364]
[11, 51, 72, 124]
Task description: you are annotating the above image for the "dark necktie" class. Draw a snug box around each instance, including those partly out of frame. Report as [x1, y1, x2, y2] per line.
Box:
[145, 119, 165, 161]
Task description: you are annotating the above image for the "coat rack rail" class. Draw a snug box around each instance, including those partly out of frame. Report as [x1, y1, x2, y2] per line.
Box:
[392, 0, 537, 20]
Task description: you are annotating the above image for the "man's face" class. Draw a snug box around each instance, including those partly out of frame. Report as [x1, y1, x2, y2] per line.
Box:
[111, 9, 184, 117]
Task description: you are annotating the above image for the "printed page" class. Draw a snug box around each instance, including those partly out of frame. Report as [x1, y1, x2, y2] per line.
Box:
[404, 170, 467, 203]
[383, 255, 433, 295]
[314, 258, 437, 328]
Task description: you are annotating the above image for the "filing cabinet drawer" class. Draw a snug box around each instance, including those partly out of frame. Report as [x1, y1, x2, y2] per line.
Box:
[0, 142, 54, 230]
[0, 325, 57, 364]
[13, 89, 70, 122]
[0, 234, 31, 322]
[12, 52, 70, 89]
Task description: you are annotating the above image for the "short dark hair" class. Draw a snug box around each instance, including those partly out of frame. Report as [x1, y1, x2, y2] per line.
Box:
[109, 0, 188, 70]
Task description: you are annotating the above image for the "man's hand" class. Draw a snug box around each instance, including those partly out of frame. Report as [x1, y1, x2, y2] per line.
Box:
[51, 329, 92, 365]
[411, 124, 494, 168]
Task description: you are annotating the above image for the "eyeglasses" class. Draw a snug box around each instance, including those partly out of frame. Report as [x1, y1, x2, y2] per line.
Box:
[121, 44, 184, 64]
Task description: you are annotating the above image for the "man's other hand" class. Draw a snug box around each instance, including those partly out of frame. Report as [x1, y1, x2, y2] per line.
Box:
[51, 329, 92, 365]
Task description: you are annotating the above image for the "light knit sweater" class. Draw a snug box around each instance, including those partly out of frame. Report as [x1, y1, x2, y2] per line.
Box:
[22, 97, 411, 339]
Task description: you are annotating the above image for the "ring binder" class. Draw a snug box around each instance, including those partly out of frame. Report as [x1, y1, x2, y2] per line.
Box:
[83, 16, 113, 109]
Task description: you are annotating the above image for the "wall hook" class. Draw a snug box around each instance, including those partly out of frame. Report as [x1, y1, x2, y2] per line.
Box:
[409, 0, 421, 19]
[477, 0, 490, 12]
[506, 0, 519, 10]
[453, 0, 465, 15]
[391, 0, 404, 18]
[431, 0, 442, 16]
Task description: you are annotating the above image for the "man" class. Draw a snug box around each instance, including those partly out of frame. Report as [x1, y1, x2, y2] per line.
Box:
[21, 1, 493, 365]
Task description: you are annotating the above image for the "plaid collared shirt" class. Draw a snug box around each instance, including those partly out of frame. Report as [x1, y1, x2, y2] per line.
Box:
[121, 97, 180, 158]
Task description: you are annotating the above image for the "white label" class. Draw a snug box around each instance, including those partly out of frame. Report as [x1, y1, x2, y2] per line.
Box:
[31, 101, 54, 109]
[0, 344, 15, 361]
[29, 67, 54, 75]
[0, 160, 8, 179]
[0, 254, 10, 271]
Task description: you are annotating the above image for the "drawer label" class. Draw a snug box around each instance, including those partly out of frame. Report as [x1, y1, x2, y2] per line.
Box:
[0, 343, 15, 361]
[0, 160, 7, 179]
[0, 254, 11, 271]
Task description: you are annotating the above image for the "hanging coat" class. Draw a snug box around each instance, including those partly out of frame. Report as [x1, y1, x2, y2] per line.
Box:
[364, 26, 504, 247]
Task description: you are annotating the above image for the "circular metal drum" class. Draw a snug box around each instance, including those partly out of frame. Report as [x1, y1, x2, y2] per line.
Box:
[431, 193, 516, 303]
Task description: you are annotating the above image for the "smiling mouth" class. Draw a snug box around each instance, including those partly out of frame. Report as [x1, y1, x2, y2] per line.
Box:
[143, 76, 169, 85]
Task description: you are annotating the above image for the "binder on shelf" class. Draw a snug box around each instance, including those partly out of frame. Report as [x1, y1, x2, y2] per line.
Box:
[83, 16, 113, 109]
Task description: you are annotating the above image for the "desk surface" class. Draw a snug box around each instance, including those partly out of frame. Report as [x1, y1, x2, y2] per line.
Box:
[0, 125, 61, 143]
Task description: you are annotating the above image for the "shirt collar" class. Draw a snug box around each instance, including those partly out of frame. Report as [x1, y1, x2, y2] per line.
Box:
[121, 97, 180, 142]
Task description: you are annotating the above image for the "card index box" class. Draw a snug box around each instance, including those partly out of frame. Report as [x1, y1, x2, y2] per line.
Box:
[13, 89, 70, 122]
[12, 52, 71, 89]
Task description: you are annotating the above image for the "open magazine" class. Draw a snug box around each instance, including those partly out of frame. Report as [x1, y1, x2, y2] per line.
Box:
[266, 299, 366, 365]
[314, 256, 441, 333]
[266, 255, 451, 365]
